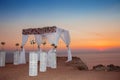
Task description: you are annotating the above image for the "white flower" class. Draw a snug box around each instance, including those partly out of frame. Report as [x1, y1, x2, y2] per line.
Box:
[30, 40, 36, 45]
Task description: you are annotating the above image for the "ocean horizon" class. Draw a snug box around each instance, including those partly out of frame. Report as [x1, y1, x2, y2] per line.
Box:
[5, 51, 120, 69]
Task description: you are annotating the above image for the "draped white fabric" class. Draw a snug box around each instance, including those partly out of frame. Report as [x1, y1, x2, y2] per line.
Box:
[46, 33, 56, 45]
[19, 48, 26, 64]
[47, 49, 53, 67]
[19, 35, 28, 64]
[61, 30, 72, 61]
[61, 30, 70, 45]
[21, 35, 29, 47]
[66, 46, 72, 62]
[40, 52, 47, 72]
[47, 28, 72, 62]
[34, 35, 42, 46]
[35, 35, 42, 61]
[47, 48, 57, 68]
[36, 48, 42, 61]
[53, 28, 63, 45]
[0, 51, 6, 67]
[46, 28, 62, 46]
[21, 27, 72, 68]
[51, 49, 57, 68]
[29, 52, 38, 76]
[13, 51, 20, 65]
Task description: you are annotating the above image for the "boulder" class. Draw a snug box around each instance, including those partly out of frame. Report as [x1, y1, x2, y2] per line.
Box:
[92, 64, 106, 71]
[106, 64, 120, 71]
[66, 57, 88, 70]
[92, 64, 120, 72]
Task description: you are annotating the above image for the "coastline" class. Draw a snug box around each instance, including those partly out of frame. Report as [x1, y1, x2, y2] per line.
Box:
[0, 57, 120, 80]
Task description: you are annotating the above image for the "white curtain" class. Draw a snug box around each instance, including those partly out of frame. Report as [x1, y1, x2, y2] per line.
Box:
[45, 28, 65, 46]
[47, 49, 53, 67]
[46, 33, 56, 45]
[61, 30, 70, 45]
[13, 51, 20, 65]
[47, 28, 72, 62]
[51, 49, 57, 68]
[47, 48, 57, 68]
[0, 51, 6, 67]
[40, 52, 47, 72]
[46, 32, 58, 68]
[21, 35, 29, 47]
[20, 48, 26, 64]
[46, 28, 63, 67]
[29, 52, 38, 76]
[20, 35, 28, 64]
[34, 35, 42, 46]
[53, 28, 63, 46]
[61, 30, 72, 62]
[66, 46, 72, 62]
[46, 28, 62, 46]
[36, 48, 42, 61]
[35, 35, 42, 61]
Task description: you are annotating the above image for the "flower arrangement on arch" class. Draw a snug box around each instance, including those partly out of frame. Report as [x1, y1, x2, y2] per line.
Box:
[30, 40, 36, 45]
[30, 39, 36, 51]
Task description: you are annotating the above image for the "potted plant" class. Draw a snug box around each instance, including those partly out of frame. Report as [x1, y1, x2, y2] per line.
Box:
[1, 42, 5, 51]
[15, 43, 19, 51]
[42, 40, 46, 52]
[0, 42, 6, 67]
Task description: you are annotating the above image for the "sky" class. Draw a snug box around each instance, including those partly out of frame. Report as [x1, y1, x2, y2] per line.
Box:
[0, 0, 120, 52]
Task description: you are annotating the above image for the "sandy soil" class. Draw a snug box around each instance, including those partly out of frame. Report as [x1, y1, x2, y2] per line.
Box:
[0, 57, 120, 80]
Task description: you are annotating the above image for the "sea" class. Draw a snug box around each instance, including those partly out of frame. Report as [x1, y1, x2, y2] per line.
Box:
[5, 51, 120, 69]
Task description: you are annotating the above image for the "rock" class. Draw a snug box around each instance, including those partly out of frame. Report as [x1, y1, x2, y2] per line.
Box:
[106, 64, 120, 71]
[66, 57, 88, 70]
[92, 64, 106, 71]
[92, 64, 120, 72]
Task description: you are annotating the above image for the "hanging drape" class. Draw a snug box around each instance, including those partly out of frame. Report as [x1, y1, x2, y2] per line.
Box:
[46, 28, 63, 66]
[61, 30, 72, 62]
[29, 52, 38, 76]
[46, 28, 63, 46]
[0, 51, 6, 67]
[46, 33, 56, 45]
[20, 35, 28, 64]
[21, 27, 72, 65]
[47, 48, 57, 68]
[13, 51, 20, 65]
[35, 35, 42, 61]
[53, 28, 63, 46]
[51, 48, 57, 68]
[66, 46, 72, 62]
[20, 48, 26, 64]
[21, 35, 29, 47]
[47, 28, 72, 62]
[40, 52, 47, 72]
[61, 30, 70, 45]
[47, 49, 53, 67]
[34, 35, 42, 46]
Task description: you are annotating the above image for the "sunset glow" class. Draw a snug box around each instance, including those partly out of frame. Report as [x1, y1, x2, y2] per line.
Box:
[0, 0, 120, 52]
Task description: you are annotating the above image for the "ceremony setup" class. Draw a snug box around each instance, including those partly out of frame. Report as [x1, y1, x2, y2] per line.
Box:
[1, 0, 120, 80]
[0, 26, 72, 76]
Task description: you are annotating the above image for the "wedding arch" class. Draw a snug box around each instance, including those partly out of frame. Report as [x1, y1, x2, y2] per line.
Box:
[19, 26, 72, 64]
